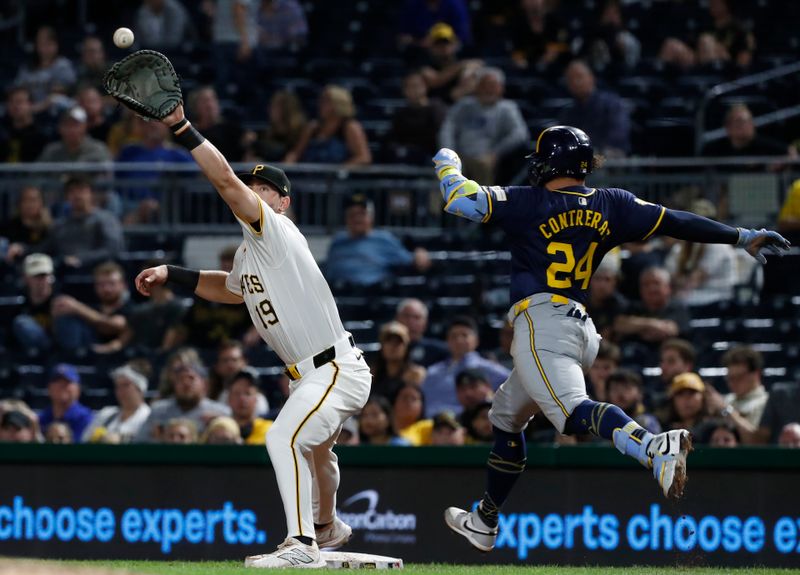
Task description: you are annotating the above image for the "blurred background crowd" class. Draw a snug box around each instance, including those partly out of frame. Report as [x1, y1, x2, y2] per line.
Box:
[0, 0, 799, 449]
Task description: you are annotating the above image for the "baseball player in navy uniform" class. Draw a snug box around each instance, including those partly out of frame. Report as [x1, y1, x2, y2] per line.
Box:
[433, 126, 790, 552]
[135, 103, 371, 568]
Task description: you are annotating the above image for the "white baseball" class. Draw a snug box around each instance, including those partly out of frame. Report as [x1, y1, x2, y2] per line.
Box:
[113, 27, 134, 49]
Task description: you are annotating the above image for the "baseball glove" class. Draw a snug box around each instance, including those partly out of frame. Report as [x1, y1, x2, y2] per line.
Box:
[103, 50, 182, 120]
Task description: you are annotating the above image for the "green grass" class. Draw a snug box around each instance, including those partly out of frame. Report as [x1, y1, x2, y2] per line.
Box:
[34, 561, 800, 575]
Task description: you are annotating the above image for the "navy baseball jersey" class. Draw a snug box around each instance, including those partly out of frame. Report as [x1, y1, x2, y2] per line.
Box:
[484, 184, 665, 305]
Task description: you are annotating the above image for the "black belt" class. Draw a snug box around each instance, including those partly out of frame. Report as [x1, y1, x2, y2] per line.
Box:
[286, 336, 355, 381]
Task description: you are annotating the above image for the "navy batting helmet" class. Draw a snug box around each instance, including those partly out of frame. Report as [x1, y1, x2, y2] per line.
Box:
[526, 126, 594, 186]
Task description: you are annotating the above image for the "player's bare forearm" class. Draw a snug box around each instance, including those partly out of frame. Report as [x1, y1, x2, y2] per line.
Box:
[191, 140, 261, 222]
[196, 270, 244, 304]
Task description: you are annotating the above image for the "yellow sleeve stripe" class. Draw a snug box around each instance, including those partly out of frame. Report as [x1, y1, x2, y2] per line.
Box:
[481, 187, 493, 223]
[231, 189, 264, 237]
[641, 206, 666, 241]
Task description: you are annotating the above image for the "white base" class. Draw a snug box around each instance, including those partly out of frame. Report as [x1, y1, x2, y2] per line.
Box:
[320, 551, 404, 569]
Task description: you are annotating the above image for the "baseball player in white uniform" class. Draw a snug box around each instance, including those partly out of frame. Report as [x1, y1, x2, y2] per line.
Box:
[135, 103, 371, 569]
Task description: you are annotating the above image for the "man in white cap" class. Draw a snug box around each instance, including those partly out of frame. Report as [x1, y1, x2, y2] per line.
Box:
[82, 364, 152, 443]
[37, 106, 112, 163]
[13, 253, 56, 353]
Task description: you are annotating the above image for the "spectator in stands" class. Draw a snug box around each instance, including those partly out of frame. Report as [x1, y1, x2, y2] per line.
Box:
[0, 406, 41, 443]
[107, 108, 144, 157]
[580, 0, 641, 72]
[228, 368, 273, 445]
[284, 85, 371, 166]
[489, 322, 514, 371]
[698, 420, 740, 447]
[385, 70, 447, 165]
[392, 383, 431, 446]
[201, 416, 243, 444]
[558, 59, 631, 157]
[137, 359, 230, 442]
[209, 0, 259, 98]
[398, 0, 472, 49]
[703, 0, 756, 69]
[37, 106, 113, 163]
[454, 368, 494, 418]
[439, 67, 529, 182]
[701, 104, 789, 158]
[116, 262, 186, 353]
[777, 179, 800, 236]
[325, 193, 430, 286]
[45, 422, 74, 444]
[13, 26, 76, 112]
[661, 372, 710, 434]
[510, 0, 571, 70]
[358, 396, 411, 446]
[163, 418, 198, 444]
[395, 298, 449, 367]
[248, 90, 307, 162]
[117, 117, 194, 224]
[51, 261, 132, 354]
[135, 0, 195, 50]
[211, 341, 270, 415]
[606, 369, 662, 434]
[664, 199, 737, 307]
[256, 0, 308, 52]
[462, 401, 493, 444]
[423, 316, 511, 417]
[38, 364, 93, 442]
[586, 255, 628, 341]
[13, 254, 57, 354]
[168, 246, 253, 349]
[189, 86, 245, 161]
[615, 266, 690, 354]
[658, 338, 696, 392]
[704, 346, 768, 443]
[419, 23, 483, 104]
[76, 85, 113, 144]
[778, 423, 800, 448]
[2, 186, 51, 263]
[430, 411, 465, 446]
[755, 382, 800, 444]
[158, 347, 204, 398]
[369, 321, 426, 400]
[0, 87, 48, 163]
[81, 364, 151, 443]
[76, 37, 108, 90]
[586, 340, 620, 402]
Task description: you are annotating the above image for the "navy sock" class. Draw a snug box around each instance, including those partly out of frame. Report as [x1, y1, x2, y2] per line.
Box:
[478, 426, 526, 528]
[563, 399, 635, 440]
[294, 535, 314, 546]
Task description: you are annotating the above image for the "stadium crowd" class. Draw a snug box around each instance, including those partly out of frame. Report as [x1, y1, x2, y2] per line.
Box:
[0, 0, 799, 448]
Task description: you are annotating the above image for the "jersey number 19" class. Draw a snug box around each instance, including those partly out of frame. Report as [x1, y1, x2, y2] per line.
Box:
[546, 241, 598, 290]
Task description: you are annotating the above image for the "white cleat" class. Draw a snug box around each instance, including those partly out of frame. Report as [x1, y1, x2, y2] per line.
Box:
[315, 516, 352, 550]
[245, 537, 326, 569]
[444, 507, 497, 552]
[647, 429, 693, 500]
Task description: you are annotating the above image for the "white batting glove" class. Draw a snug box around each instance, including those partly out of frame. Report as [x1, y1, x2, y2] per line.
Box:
[736, 228, 791, 264]
[433, 148, 462, 177]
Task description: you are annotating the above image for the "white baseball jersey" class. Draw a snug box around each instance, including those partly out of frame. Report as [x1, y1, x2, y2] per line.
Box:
[225, 193, 348, 365]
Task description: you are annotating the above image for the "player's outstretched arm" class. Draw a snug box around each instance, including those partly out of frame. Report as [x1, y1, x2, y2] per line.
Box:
[432, 148, 492, 223]
[658, 209, 791, 264]
[160, 105, 261, 223]
[136, 265, 243, 304]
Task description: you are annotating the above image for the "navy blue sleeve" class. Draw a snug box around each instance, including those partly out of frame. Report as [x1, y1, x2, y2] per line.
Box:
[484, 186, 528, 226]
[657, 209, 739, 244]
[609, 189, 666, 243]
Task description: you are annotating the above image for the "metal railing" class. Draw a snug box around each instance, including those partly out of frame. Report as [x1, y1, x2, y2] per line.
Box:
[0, 159, 798, 234]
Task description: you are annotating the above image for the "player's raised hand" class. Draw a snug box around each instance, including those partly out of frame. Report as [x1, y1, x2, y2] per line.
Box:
[433, 148, 462, 177]
[736, 228, 791, 264]
[135, 265, 169, 296]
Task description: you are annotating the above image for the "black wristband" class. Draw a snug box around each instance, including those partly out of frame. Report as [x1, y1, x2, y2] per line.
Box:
[170, 119, 205, 150]
[166, 265, 200, 291]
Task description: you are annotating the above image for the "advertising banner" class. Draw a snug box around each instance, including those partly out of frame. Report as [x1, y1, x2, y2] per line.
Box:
[1, 463, 799, 566]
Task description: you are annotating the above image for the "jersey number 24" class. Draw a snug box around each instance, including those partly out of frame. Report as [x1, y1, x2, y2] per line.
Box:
[546, 242, 598, 290]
